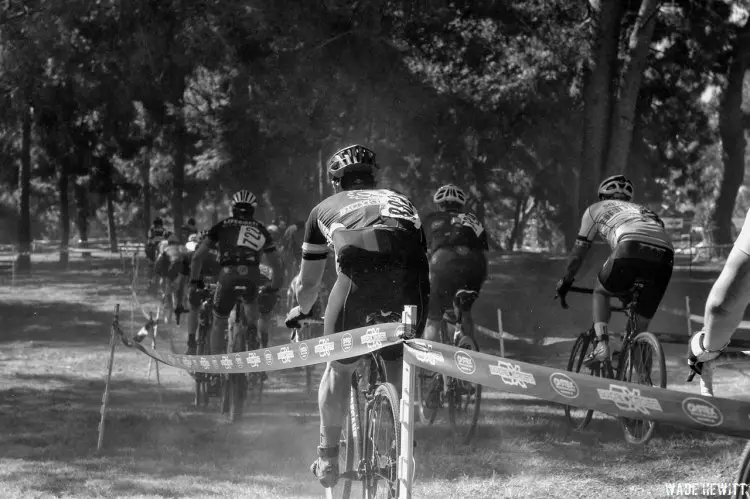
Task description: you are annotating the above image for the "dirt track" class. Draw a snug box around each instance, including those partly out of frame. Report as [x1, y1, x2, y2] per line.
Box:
[1, 255, 749, 498]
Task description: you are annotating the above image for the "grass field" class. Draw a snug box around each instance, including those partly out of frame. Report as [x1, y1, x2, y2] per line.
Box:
[1, 253, 749, 498]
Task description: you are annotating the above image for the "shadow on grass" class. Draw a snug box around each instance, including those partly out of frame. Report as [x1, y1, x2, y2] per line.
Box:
[0, 371, 322, 497]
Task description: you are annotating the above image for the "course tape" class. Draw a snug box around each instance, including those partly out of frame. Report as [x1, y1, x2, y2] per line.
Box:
[403, 338, 750, 439]
[117, 322, 405, 374]
[659, 305, 750, 330]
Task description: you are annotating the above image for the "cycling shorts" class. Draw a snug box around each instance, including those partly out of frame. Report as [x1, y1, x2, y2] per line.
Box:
[428, 247, 487, 320]
[213, 265, 262, 318]
[155, 251, 182, 281]
[326, 228, 429, 365]
[145, 243, 159, 262]
[598, 239, 674, 318]
[180, 253, 221, 279]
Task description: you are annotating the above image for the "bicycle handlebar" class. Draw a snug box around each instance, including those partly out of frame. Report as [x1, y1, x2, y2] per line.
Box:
[556, 287, 593, 310]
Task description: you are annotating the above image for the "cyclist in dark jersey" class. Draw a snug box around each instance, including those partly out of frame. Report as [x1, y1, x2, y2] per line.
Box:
[182, 230, 221, 355]
[284, 144, 429, 489]
[422, 184, 489, 344]
[189, 190, 284, 356]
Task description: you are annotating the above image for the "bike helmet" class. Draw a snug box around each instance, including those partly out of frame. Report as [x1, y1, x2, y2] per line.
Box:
[327, 144, 378, 181]
[433, 184, 467, 206]
[186, 217, 196, 226]
[598, 175, 634, 201]
[153, 217, 163, 226]
[232, 190, 258, 208]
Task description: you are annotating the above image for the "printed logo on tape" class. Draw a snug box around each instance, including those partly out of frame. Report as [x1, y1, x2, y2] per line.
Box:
[597, 384, 662, 415]
[342, 333, 353, 353]
[362, 327, 387, 350]
[413, 342, 444, 366]
[549, 372, 579, 399]
[298, 342, 309, 360]
[233, 353, 244, 368]
[489, 360, 536, 389]
[264, 349, 273, 366]
[454, 350, 476, 375]
[220, 355, 233, 370]
[199, 356, 211, 370]
[245, 352, 262, 368]
[315, 338, 335, 358]
[277, 346, 295, 364]
[682, 397, 723, 427]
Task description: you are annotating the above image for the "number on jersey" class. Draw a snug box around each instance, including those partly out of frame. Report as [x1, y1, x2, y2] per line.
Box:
[380, 193, 421, 228]
[237, 225, 266, 251]
[454, 213, 484, 237]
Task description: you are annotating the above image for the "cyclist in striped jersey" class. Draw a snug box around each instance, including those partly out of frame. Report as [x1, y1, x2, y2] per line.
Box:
[556, 175, 674, 365]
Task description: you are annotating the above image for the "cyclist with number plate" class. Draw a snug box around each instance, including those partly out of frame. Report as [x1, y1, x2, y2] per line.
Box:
[555, 175, 674, 365]
[421, 184, 489, 344]
[182, 230, 221, 355]
[688, 208, 750, 376]
[189, 190, 284, 357]
[284, 144, 429, 489]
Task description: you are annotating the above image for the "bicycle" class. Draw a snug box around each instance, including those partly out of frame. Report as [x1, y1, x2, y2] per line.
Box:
[688, 351, 750, 499]
[220, 285, 266, 422]
[307, 311, 405, 499]
[193, 282, 218, 407]
[558, 279, 667, 445]
[290, 315, 325, 394]
[415, 290, 482, 445]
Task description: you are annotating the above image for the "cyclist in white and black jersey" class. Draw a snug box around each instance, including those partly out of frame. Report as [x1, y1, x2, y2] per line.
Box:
[556, 175, 675, 364]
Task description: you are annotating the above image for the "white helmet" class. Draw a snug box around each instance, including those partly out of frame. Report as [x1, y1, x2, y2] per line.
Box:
[231, 190, 258, 208]
[598, 175, 634, 201]
[433, 184, 466, 206]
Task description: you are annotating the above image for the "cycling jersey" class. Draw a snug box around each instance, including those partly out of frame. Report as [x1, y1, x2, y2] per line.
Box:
[206, 217, 276, 266]
[302, 189, 423, 262]
[422, 211, 489, 253]
[147, 226, 168, 244]
[577, 200, 673, 250]
[180, 224, 197, 241]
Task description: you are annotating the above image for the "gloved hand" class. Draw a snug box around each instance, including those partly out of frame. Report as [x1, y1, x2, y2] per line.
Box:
[188, 280, 205, 309]
[555, 277, 574, 298]
[688, 331, 725, 376]
[285, 305, 312, 329]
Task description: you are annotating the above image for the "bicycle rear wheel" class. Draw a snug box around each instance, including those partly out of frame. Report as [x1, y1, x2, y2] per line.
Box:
[194, 312, 211, 407]
[564, 332, 611, 430]
[334, 378, 361, 499]
[247, 328, 264, 402]
[448, 335, 482, 445]
[733, 441, 750, 499]
[416, 368, 441, 425]
[618, 331, 666, 445]
[363, 382, 400, 499]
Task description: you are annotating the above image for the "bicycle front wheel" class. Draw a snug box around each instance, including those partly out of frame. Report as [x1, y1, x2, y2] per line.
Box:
[618, 331, 666, 445]
[733, 441, 750, 499]
[363, 382, 400, 499]
[448, 335, 482, 445]
[564, 332, 613, 430]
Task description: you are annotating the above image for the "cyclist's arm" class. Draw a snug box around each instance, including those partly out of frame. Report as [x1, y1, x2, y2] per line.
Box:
[190, 223, 219, 282]
[562, 207, 596, 282]
[295, 208, 327, 314]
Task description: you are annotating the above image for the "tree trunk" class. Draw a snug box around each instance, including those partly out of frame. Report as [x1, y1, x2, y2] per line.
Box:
[172, 120, 186, 242]
[58, 163, 70, 267]
[106, 191, 117, 252]
[711, 25, 750, 250]
[603, 0, 659, 177]
[577, 0, 624, 230]
[140, 148, 151, 239]
[74, 181, 90, 257]
[16, 97, 32, 273]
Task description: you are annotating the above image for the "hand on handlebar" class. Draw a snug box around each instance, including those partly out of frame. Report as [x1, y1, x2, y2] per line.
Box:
[285, 305, 312, 329]
[555, 278, 574, 309]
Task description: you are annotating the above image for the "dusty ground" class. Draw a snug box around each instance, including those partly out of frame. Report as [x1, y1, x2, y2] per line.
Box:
[1, 252, 748, 498]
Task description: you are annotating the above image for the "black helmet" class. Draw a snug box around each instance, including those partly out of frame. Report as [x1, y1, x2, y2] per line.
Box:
[153, 217, 163, 226]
